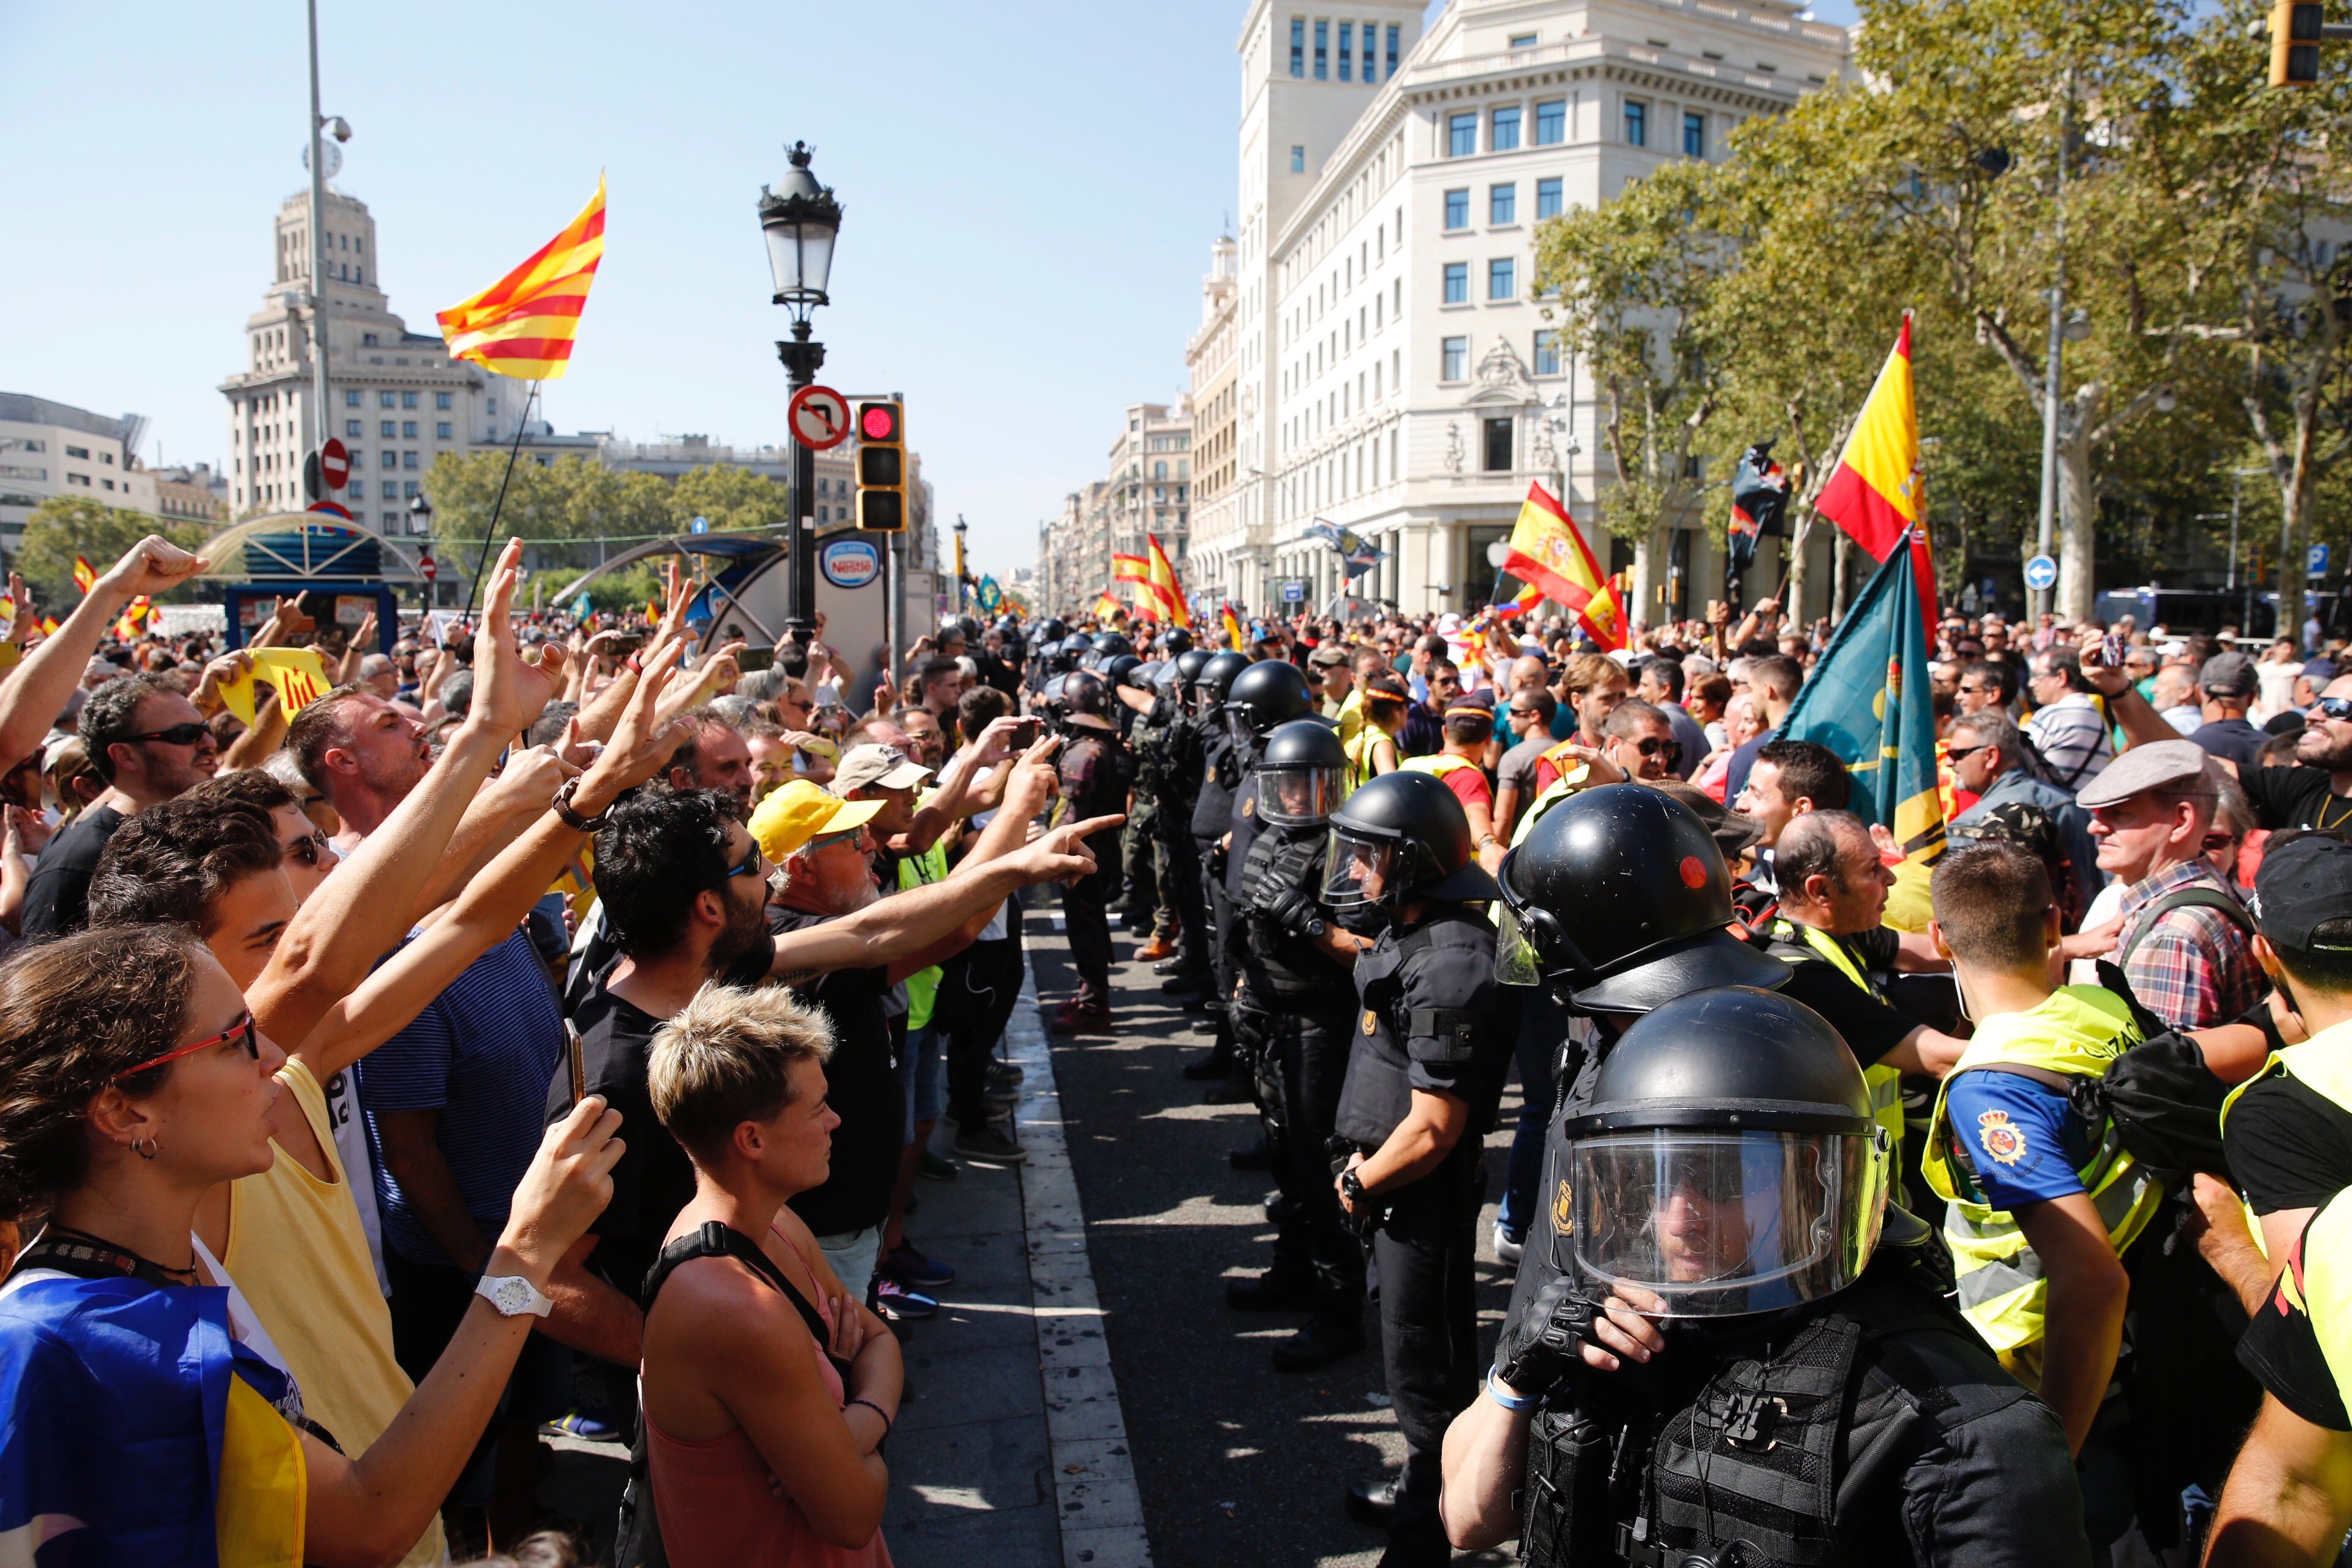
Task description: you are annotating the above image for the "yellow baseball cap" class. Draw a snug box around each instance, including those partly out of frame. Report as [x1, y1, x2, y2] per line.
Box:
[749, 778, 884, 861]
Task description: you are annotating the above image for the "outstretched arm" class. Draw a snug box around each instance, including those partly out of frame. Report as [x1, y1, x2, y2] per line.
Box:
[0, 537, 203, 768]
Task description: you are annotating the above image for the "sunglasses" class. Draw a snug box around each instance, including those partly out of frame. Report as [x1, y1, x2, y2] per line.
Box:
[809, 826, 865, 853]
[124, 722, 211, 748]
[1623, 736, 1681, 762]
[723, 841, 767, 881]
[284, 830, 333, 868]
[1943, 744, 1990, 763]
[120, 1011, 259, 1080]
[2313, 696, 2352, 722]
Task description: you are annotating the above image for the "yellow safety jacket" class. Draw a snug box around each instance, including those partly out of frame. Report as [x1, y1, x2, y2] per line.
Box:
[1920, 986, 2162, 1372]
[2218, 1018, 2352, 1258]
[1399, 752, 1474, 780]
[2296, 1188, 2352, 1419]
[1765, 917, 1909, 1153]
[1507, 758, 1595, 850]
[1343, 723, 1387, 795]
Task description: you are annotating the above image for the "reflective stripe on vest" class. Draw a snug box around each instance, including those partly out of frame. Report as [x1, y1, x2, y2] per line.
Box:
[1767, 918, 1907, 1151]
[1918, 986, 2161, 1357]
[1343, 723, 1384, 794]
[1400, 753, 1472, 778]
[2218, 1019, 2352, 1259]
[2300, 1190, 2352, 1420]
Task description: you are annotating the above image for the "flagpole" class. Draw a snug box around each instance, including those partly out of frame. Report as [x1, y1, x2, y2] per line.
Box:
[461, 380, 540, 620]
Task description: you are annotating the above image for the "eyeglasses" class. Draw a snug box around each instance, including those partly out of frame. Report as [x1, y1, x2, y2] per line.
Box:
[723, 841, 767, 881]
[284, 830, 333, 868]
[123, 722, 211, 748]
[808, 827, 865, 853]
[2313, 696, 2352, 722]
[119, 1011, 259, 1080]
[1626, 736, 1681, 762]
[1943, 744, 1989, 763]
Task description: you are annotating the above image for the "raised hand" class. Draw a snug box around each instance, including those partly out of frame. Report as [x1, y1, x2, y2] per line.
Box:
[497, 1095, 626, 1277]
[471, 538, 567, 736]
[1016, 812, 1124, 886]
[6, 575, 33, 646]
[576, 643, 696, 813]
[190, 649, 256, 718]
[99, 535, 207, 600]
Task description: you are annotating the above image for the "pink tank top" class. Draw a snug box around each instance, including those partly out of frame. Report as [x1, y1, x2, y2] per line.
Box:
[646, 1229, 893, 1568]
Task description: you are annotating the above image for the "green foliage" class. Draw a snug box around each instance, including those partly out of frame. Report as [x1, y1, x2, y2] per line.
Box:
[16, 498, 207, 609]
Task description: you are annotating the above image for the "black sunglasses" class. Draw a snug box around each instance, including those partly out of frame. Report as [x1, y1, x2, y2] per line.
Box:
[284, 830, 333, 868]
[723, 840, 767, 881]
[124, 722, 211, 747]
[1943, 743, 1991, 763]
[1628, 736, 1681, 762]
[2313, 696, 2352, 722]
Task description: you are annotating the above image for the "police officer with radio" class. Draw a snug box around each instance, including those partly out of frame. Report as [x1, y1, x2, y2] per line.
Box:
[1224, 718, 1369, 1371]
[1323, 771, 1516, 1566]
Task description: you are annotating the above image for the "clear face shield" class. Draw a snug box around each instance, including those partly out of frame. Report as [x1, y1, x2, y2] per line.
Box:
[1320, 826, 1397, 910]
[1256, 765, 1343, 829]
[1224, 704, 1261, 752]
[1566, 1127, 1888, 1317]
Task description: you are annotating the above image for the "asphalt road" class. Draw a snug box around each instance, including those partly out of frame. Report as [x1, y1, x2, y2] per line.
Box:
[1026, 899, 1524, 1568]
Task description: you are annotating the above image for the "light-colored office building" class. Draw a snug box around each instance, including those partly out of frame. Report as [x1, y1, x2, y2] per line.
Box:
[153, 463, 232, 529]
[0, 394, 158, 553]
[1037, 401, 1194, 620]
[1193, 0, 1847, 620]
[1185, 236, 1243, 615]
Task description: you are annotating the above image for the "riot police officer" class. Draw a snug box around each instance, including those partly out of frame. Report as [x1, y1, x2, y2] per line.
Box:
[1159, 648, 1219, 1012]
[1051, 668, 1130, 1033]
[1440, 986, 2090, 1567]
[1324, 770, 1516, 1566]
[1182, 649, 1256, 1089]
[1027, 617, 1070, 692]
[1225, 719, 1368, 1370]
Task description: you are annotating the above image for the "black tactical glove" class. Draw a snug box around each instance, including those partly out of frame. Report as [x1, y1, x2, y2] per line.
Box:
[1263, 886, 1318, 937]
[1492, 1273, 1609, 1399]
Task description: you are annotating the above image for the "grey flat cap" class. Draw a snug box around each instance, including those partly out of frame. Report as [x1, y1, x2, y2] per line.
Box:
[2076, 739, 2218, 809]
[2199, 650, 2257, 698]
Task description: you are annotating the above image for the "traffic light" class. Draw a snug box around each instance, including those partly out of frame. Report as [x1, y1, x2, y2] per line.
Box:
[855, 400, 906, 532]
[2270, 0, 2323, 85]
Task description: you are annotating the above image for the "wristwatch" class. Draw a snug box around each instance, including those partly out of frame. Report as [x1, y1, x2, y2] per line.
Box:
[475, 1274, 554, 1319]
[552, 776, 610, 834]
[1303, 916, 1329, 939]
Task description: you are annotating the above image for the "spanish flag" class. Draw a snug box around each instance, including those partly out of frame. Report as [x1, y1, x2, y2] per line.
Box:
[1221, 601, 1245, 650]
[1144, 533, 1191, 630]
[1815, 313, 1934, 643]
[1093, 590, 1124, 623]
[113, 597, 152, 641]
[1503, 482, 1624, 650]
[72, 556, 96, 597]
[437, 175, 607, 380]
[644, 597, 662, 627]
[1112, 553, 1148, 585]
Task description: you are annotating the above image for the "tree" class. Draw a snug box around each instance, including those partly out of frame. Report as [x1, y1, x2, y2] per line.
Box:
[17, 498, 206, 609]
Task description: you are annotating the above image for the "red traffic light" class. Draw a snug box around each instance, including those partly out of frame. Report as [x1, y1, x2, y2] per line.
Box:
[858, 402, 900, 442]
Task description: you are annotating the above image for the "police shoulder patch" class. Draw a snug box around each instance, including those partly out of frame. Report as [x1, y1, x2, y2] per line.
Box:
[1363, 1009, 1379, 1036]
[1975, 1108, 2027, 1166]
[1551, 1177, 1574, 1237]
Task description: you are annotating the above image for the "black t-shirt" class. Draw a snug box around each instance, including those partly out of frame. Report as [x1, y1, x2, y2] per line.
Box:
[2192, 717, 2269, 772]
[22, 804, 126, 939]
[2225, 1072, 2352, 1216]
[769, 908, 902, 1239]
[2240, 763, 2352, 833]
[1766, 927, 1917, 1068]
[2238, 1213, 2352, 1431]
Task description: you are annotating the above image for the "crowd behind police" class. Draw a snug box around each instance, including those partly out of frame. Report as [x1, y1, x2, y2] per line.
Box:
[1019, 587, 2352, 1568]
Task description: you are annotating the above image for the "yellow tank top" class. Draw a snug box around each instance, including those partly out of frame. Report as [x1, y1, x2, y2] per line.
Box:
[227, 1058, 447, 1568]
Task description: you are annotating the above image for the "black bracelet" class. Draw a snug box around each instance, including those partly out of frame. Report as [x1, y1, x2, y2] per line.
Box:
[845, 1396, 892, 1438]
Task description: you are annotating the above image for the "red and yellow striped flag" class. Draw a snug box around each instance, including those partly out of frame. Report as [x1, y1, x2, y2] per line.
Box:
[113, 596, 151, 641]
[1503, 482, 1624, 650]
[437, 176, 607, 381]
[1144, 533, 1191, 630]
[1815, 312, 1932, 642]
[1112, 553, 1148, 585]
[1221, 602, 1245, 651]
[644, 597, 662, 627]
[72, 556, 96, 597]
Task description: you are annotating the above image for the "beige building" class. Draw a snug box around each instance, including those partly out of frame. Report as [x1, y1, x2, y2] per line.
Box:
[1186, 236, 1243, 611]
[154, 463, 231, 529]
[1193, 0, 1847, 620]
[0, 394, 158, 553]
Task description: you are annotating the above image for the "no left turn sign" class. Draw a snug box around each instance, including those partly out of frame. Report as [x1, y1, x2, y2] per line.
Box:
[789, 385, 851, 451]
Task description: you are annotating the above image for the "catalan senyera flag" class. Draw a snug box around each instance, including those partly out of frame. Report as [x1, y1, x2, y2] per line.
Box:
[1112, 553, 1148, 585]
[72, 556, 96, 597]
[1497, 579, 1544, 616]
[1144, 533, 1191, 630]
[437, 175, 607, 380]
[1815, 312, 1935, 643]
[1504, 481, 1624, 650]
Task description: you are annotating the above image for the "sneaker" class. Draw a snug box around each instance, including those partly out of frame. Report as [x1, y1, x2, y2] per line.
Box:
[869, 1276, 939, 1322]
[918, 1148, 959, 1182]
[1050, 1000, 1113, 1035]
[884, 1245, 957, 1289]
[1493, 1223, 1525, 1266]
[543, 1408, 620, 1442]
[986, 1061, 1026, 1088]
[1137, 933, 1177, 962]
[954, 1122, 1028, 1164]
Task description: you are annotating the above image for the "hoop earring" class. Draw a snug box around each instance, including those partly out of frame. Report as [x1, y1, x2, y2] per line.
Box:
[130, 1136, 159, 1161]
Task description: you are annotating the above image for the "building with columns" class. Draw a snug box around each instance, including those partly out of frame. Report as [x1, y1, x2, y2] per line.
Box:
[1189, 0, 1847, 621]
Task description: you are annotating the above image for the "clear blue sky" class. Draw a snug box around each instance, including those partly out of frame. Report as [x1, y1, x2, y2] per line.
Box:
[0, 0, 1849, 582]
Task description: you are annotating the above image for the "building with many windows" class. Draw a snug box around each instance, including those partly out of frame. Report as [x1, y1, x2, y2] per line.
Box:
[1185, 236, 1243, 611]
[1036, 403, 1194, 619]
[0, 394, 158, 554]
[1192, 0, 1847, 620]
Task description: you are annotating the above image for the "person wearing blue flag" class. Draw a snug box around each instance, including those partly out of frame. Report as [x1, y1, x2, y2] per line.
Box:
[0, 923, 624, 1567]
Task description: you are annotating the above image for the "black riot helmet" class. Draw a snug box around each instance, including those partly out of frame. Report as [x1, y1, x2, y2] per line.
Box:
[1194, 650, 1253, 716]
[1254, 719, 1348, 828]
[1173, 647, 1214, 695]
[1093, 631, 1135, 659]
[1156, 627, 1194, 657]
[1036, 673, 1071, 722]
[957, 616, 984, 642]
[1061, 668, 1114, 722]
[1495, 783, 1787, 1013]
[1560, 986, 1891, 1319]
[1223, 658, 1316, 749]
[993, 614, 1022, 641]
[1035, 617, 1069, 647]
[1106, 654, 1146, 690]
[1047, 635, 1090, 675]
[1322, 771, 1502, 910]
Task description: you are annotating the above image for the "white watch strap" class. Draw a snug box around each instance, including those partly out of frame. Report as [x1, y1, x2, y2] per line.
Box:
[475, 1273, 553, 1319]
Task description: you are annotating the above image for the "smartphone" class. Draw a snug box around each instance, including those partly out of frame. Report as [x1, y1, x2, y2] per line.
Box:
[565, 1020, 586, 1110]
[2100, 631, 2125, 669]
[1009, 716, 1043, 748]
[737, 646, 777, 674]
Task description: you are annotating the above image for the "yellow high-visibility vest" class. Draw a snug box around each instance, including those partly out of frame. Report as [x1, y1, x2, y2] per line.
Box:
[1766, 917, 1908, 1152]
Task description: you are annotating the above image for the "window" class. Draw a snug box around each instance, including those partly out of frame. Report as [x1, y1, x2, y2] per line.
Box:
[1537, 176, 1564, 220]
[381, 450, 396, 468]
[1442, 336, 1469, 380]
[344, 419, 361, 437]
[402, 421, 418, 439]
[1361, 23, 1376, 80]
[1291, 145, 1306, 173]
[1625, 100, 1648, 147]
[435, 392, 453, 410]
[487, 398, 497, 415]
[1492, 106, 1522, 151]
[1490, 183, 1516, 224]
[67, 472, 91, 487]
[1536, 99, 1567, 146]
[1443, 262, 1469, 304]
[1338, 21, 1352, 80]
[344, 388, 361, 407]
[1387, 24, 1400, 78]
[380, 421, 396, 438]
[380, 481, 396, 499]
[1154, 461, 1167, 480]
[402, 451, 418, 470]
[404, 481, 420, 499]
[1534, 330, 1562, 375]
[1314, 18, 1327, 77]
[1684, 111, 1706, 158]
[1489, 257, 1515, 299]
[1291, 17, 1305, 76]
[380, 391, 396, 408]
[401, 391, 418, 409]
[1444, 188, 1469, 228]
[361, 332, 379, 347]
[1449, 113, 1477, 157]
[1484, 417, 1514, 472]
[436, 422, 453, 440]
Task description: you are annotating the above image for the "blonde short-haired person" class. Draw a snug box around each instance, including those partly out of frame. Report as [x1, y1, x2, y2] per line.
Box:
[639, 984, 903, 1567]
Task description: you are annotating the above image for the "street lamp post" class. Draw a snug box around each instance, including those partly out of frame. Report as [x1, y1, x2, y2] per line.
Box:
[759, 141, 843, 652]
[952, 515, 970, 615]
[407, 493, 435, 609]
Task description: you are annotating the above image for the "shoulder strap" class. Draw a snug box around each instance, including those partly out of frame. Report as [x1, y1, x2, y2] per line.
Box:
[2119, 886, 2253, 964]
[642, 1221, 834, 1356]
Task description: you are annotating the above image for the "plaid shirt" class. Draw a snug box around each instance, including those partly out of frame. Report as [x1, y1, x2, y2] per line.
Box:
[2113, 861, 2264, 1031]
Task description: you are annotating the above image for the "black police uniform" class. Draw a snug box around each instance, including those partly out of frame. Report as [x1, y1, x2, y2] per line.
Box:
[1335, 901, 1514, 1563]
[1190, 724, 1243, 1023]
[1120, 687, 1172, 938]
[1159, 694, 1215, 992]
[1056, 717, 1129, 1010]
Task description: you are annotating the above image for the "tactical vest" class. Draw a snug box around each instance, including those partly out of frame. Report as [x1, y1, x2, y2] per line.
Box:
[1130, 703, 1171, 801]
[1235, 825, 1355, 1006]
[1335, 908, 1509, 1150]
[1764, 918, 1908, 1152]
[1191, 730, 1238, 841]
[1521, 1223, 2024, 1568]
[1919, 986, 2162, 1368]
[1061, 728, 1131, 824]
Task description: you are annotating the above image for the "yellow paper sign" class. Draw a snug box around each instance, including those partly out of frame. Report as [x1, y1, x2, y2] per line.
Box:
[218, 647, 333, 726]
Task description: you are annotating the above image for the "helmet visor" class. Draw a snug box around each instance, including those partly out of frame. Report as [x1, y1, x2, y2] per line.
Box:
[1494, 899, 1546, 987]
[1566, 1129, 1885, 1317]
[1225, 706, 1258, 752]
[1257, 766, 1344, 828]
[1321, 827, 1396, 910]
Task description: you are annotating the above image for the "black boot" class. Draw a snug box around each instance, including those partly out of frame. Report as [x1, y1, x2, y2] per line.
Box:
[1182, 1049, 1233, 1080]
[1344, 1479, 1399, 1525]
[1270, 1307, 1366, 1373]
[1224, 1267, 1316, 1311]
[1228, 1139, 1275, 1172]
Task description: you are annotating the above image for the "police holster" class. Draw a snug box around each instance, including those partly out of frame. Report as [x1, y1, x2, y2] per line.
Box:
[1521, 1368, 1628, 1568]
[1327, 1138, 1395, 1239]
